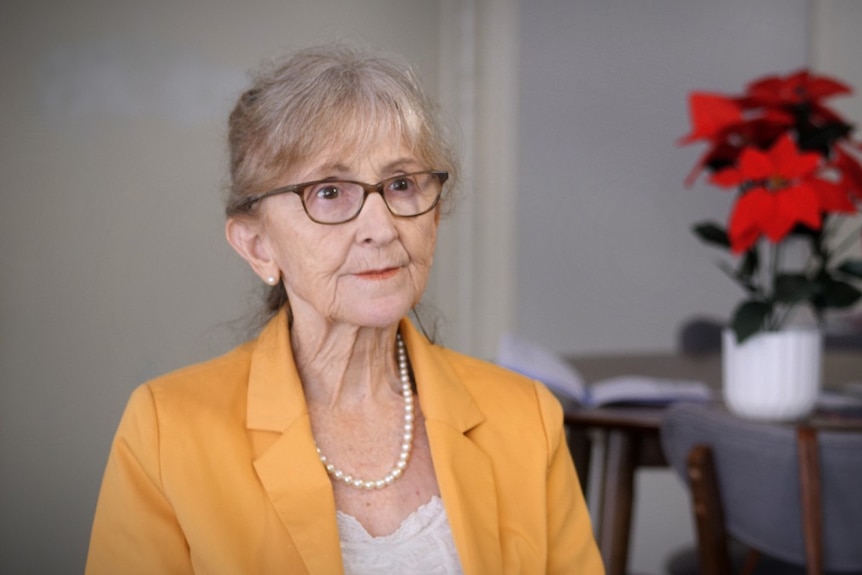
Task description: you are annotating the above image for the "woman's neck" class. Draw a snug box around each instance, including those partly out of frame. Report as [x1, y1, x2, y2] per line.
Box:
[290, 320, 402, 408]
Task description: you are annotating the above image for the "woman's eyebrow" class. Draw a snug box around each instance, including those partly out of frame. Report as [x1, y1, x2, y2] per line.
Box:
[295, 163, 350, 182]
[380, 158, 422, 174]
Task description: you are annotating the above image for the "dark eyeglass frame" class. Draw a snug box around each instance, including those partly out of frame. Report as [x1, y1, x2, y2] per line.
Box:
[235, 170, 449, 225]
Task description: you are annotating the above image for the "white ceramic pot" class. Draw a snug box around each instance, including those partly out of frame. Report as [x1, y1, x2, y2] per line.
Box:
[722, 328, 822, 421]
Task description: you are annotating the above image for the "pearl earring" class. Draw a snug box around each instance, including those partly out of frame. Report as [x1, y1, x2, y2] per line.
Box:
[266, 276, 277, 285]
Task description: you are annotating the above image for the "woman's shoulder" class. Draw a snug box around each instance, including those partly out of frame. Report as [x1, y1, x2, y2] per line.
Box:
[439, 347, 534, 385]
[111, 340, 261, 486]
[139, 340, 256, 407]
[436, 346, 560, 413]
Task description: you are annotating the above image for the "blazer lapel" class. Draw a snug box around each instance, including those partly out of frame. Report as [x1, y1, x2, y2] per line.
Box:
[246, 310, 344, 575]
[401, 320, 503, 575]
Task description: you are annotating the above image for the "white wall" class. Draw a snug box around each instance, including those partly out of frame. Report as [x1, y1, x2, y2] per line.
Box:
[812, 0, 862, 124]
[0, 2, 441, 573]
[517, 0, 811, 355]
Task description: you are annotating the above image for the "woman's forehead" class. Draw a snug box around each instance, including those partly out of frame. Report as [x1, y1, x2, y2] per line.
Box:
[292, 139, 421, 180]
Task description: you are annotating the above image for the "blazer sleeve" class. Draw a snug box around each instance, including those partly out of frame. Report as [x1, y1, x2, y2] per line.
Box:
[535, 382, 605, 574]
[86, 384, 194, 575]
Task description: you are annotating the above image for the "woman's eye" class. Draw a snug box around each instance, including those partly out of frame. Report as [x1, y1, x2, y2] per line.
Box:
[313, 185, 342, 200]
[388, 178, 415, 192]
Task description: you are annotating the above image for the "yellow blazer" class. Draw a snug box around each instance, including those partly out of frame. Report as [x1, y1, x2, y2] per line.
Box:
[86, 309, 603, 574]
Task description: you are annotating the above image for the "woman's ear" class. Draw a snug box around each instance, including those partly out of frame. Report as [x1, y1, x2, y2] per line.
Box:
[225, 216, 279, 282]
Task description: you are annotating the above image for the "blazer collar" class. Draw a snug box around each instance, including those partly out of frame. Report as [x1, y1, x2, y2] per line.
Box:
[245, 311, 502, 575]
[246, 307, 305, 432]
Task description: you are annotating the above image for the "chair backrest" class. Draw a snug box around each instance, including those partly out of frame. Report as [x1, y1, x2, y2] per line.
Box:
[677, 316, 723, 356]
[660, 403, 862, 572]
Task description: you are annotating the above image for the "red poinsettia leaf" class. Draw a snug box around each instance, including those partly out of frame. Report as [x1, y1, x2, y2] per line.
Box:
[736, 146, 774, 180]
[809, 178, 856, 213]
[745, 73, 786, 105]
[683, 157, 708, 188]
[782, 70, 814, 100]
[733, 94, 763, 110]
[761, 108, 796, 126]
[765, 184, 822, 242]
[770, 134, 820, 179]
[728, 189, 773, 252]
[729, 227, 761, 255]
[789, 184, 824, 227]
[732, 116, 792, 150]
[679, 92, 742, 144]
[833, 145, 862, 200]
[709, 166, 745, 188]
[684, 141, 745, 187]
[802, 73, 852, 100]
[746, 69, 852, 106]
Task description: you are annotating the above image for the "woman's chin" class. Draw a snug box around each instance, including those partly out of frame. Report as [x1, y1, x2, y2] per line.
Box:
[341, 295, 415, 329]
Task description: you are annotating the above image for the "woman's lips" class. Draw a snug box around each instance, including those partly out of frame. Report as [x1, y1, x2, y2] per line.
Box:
[355, 267, 400, 280]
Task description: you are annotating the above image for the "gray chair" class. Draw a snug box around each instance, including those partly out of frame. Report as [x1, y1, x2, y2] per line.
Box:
[661, 403, 862, 575]
[677, 316, 724, 356]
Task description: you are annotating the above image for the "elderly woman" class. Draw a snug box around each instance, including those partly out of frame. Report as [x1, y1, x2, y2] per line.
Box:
[86, 45, 603, 574]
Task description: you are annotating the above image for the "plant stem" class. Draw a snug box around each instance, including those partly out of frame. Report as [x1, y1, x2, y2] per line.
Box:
[767, 241, 781, 330]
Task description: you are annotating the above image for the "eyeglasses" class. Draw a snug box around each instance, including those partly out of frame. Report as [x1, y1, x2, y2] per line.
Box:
[236, 170, 449, 225]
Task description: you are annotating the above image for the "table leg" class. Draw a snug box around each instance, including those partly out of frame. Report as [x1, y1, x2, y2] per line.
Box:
[567, 426, 592, 497]
[597, 430, 636, 575]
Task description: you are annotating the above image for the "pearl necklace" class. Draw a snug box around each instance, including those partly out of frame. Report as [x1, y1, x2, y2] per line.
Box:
[315, 333, 414, 490]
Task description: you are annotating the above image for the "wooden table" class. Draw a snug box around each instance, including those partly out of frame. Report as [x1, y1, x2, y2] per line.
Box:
[563, 351, 862, 575]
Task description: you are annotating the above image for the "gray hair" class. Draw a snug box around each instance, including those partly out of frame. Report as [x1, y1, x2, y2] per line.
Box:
[225, 44, 459, 217]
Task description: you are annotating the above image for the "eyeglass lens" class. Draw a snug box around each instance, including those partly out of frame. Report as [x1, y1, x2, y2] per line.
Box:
[301, 171, 444, 224]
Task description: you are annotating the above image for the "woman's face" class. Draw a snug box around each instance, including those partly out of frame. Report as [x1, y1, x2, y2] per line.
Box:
[234, 138, 439, 330]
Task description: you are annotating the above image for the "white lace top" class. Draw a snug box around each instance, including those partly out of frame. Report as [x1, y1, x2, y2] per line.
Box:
[336, 496, 464, 575]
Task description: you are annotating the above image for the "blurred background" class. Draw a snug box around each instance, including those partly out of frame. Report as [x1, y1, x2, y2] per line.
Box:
[2, 0, 860, 573]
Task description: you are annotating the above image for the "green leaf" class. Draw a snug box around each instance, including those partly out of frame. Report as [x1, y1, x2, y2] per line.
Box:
[692, 222, 730, 249]
[738, 248, 759, 279]
[731, 300, 772, 343]
[837, 259, 862, 279]
[821, 279, 862, 308]
[774, 273, 816, 303]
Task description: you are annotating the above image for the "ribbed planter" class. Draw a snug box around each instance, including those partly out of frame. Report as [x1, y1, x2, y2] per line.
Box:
[722, 328, 822, 421]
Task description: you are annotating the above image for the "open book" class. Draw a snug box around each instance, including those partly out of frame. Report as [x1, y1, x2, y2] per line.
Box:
[495, 333, 713, 408]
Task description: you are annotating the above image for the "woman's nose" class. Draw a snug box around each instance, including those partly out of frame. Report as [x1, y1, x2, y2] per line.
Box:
[355, 191, 398, 243]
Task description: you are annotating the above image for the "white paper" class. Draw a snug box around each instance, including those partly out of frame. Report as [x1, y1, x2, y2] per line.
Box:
[587, 375, 712, 407]
[496, 332, 713, 407]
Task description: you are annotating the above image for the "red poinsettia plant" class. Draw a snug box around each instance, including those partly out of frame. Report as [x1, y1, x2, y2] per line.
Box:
[681, 70, 862, 343]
